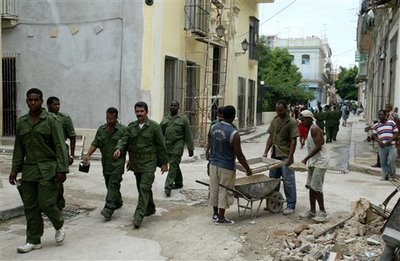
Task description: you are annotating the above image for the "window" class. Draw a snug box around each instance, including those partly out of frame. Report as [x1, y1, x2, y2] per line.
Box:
[184, 0, 210, 36]
[247, 80, 255, 127]
[164, 57, 183, 115]
[302, 54, 310, 65]
[2, 53, 18, 136]
[249, 16, 259, 60]
[238, 77, 246, 129]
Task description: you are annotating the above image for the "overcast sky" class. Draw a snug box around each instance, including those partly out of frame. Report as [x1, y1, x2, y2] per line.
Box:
[259, 0, 360, 69]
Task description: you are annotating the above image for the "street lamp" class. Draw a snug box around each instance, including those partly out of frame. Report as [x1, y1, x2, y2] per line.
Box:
[235, 39, 249, 56]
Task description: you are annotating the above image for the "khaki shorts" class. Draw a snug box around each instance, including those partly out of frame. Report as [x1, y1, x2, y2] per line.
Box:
[306, 166, 326, 192]
[209, 164, 236, 209]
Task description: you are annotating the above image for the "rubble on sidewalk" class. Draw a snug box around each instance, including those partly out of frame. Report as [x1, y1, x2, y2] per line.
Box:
[262, 198, 389, 260]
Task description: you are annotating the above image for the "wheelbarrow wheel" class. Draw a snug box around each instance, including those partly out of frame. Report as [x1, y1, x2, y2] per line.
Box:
[266, 191, 284, 213]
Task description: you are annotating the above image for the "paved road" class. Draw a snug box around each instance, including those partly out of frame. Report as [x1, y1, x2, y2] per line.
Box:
[0, 114, 399, 260]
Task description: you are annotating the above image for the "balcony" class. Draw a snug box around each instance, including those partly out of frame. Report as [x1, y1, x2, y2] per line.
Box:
[356, 14, 373, 54]
[2, 0, 18, 28]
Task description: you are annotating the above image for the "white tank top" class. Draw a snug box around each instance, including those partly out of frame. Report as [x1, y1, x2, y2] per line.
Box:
[306, 124, 329, 168]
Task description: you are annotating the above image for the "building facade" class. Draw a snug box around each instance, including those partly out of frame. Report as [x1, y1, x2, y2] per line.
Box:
[1, 0, 273, 144]
[267, 36, 333, 107]
[356, 0, 400, 123]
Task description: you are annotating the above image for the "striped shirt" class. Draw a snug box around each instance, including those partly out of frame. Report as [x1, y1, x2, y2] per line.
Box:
[373, 120, 398, 145]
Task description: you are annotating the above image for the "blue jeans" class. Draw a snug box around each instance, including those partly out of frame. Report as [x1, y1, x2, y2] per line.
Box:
[378, 145, 397, 178]
[269, 152, 297, 209]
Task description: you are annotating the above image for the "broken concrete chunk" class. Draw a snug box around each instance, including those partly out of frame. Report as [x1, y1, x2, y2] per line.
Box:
[344, 238, 356, 244]
[294, 224, 309, 235]
[366, 238, 381, 245]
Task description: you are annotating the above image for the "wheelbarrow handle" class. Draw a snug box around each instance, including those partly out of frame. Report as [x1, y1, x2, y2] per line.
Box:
[195, 180, 210, 187]
[218, 183, 251, 200]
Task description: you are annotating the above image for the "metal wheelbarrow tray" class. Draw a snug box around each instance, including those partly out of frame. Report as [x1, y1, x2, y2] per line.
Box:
[227, 174, 285, 219]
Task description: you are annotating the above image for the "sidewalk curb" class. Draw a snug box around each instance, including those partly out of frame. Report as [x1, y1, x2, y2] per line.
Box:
[348, 163, 381, 176]
[0, 205, 24, 221]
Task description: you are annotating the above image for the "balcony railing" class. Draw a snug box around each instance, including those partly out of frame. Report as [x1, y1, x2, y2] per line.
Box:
[2, 0, 17, 18]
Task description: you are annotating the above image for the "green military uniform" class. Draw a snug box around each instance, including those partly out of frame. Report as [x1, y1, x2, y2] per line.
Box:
[11, 108, 69, 245]
[325, 110, 336, 142]
[116, 119, 168, 223]
[53, 112, 76, 210]
[332, 108, 342, 141]
[160, 114, 194, 190]
[314, 111, 326, 133]
[92, 122, 126, 211]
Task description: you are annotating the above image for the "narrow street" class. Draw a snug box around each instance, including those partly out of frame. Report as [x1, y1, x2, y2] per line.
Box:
[0, 116, 398, 260]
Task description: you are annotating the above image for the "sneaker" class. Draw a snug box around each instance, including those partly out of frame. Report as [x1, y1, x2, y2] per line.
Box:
[312, 211, 327, 223]
[215, 218, 235, 225]
[133, 218, 142, 229]
[100, 208, 113, 221]
[299, 211, 316, 219]
[17, 243, 42, 253]
[380, 177, 389, 181]
[164, 189, 171, 197]
[212, 214, 219, 222]
[283, 208, 295, 215]
[55, 226, 66, 243]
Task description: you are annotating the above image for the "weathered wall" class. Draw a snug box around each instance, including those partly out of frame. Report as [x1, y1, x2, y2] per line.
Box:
[2, 1, 143, 129]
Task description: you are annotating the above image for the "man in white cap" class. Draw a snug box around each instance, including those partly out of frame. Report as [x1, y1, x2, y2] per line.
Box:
[298, 110, 329, 222]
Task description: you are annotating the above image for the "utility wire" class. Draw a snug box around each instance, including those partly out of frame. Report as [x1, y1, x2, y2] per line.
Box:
[235, 0, 298, 39]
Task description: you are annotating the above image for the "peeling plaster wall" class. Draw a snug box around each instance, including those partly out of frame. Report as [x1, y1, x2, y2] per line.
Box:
[2, 1, 143, 129]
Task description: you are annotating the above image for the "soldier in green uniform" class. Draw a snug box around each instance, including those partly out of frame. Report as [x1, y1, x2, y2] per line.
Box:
[314, 105, 326, 134]
[324, 105, 335, 143]
[331, 105, 342, 141]
[114, 101, 168, 229]
[160, 100, 194, 197]
[9, 88, 69, 253]
[46, 96, 76, 210]
[83, 107, 126, 221]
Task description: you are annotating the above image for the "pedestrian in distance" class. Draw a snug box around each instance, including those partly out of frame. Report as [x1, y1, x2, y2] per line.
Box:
[263, 100, 299, 215]
[209, 105, 252, 225]
[82, 107, 126, 221]
[298, 110, 330, 223]
[373, 109, 399, 181]
[324, 105, 336, 143]
[331, 105, 342, 141]
[46, 96, 76, 211]
[160, 100, 194, 197]
[113, 101, 168, 229]
[314, 104, 326, 135]
[9, 88, 69, 253]
[297, 109, 308, 149]
[341, 103, 350, 127]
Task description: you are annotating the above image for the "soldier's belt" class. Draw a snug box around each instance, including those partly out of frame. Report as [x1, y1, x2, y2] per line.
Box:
[131, 153, 156, 160]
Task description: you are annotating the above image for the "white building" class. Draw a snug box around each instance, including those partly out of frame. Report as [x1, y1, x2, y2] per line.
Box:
[267, 36, 333, 107]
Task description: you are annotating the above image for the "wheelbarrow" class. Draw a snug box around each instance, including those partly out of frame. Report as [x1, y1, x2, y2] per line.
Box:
[196, 175, 285, 219]
[370, 176, 400, 219]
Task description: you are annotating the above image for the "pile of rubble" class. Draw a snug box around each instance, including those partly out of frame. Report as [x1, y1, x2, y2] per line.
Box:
[264, 199, 388, 260]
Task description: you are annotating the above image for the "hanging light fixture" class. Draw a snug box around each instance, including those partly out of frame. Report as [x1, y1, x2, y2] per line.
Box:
[216, 24, 225, 38]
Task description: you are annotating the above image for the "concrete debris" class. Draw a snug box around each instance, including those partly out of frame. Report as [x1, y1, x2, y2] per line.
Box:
[366, 238, 381, 245]
[294, 224, 309, 235]
[344, 238, 356, 244]
[264, 201, 387, 260]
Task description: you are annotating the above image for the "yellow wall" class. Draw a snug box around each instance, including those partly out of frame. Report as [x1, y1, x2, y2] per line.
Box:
[143, 0, 260, 128]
